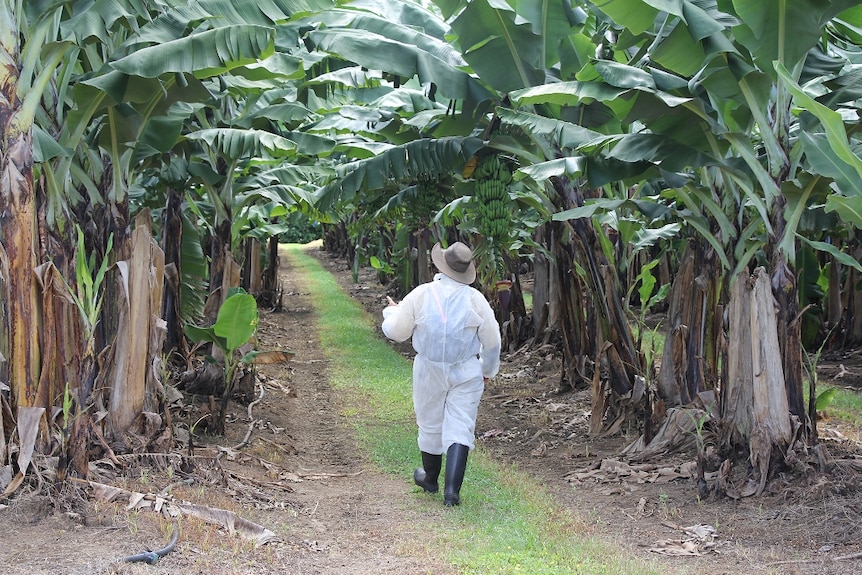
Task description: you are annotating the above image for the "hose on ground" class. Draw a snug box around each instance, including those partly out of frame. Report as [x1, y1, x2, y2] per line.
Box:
[123, 522, 180, 564]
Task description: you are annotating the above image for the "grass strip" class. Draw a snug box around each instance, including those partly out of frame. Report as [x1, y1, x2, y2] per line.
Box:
[286, 244, 660, 575]
[826, 387, 862, 427]
[806, 384, 862, 427]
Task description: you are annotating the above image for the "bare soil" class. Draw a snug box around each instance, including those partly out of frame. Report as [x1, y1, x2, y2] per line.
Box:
[2, 243, 862, 575]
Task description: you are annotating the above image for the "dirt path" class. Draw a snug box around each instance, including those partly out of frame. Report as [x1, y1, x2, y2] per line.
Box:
[2, 243, 862, 575]
[217, 247, 454, 575]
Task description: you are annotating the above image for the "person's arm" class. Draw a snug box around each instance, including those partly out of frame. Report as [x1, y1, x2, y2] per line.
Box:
[382, 289, 419, 343]
[474, 295, 501, 379]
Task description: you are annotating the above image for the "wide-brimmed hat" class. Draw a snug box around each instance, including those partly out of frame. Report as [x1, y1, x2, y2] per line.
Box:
[431, 242, 476, 284]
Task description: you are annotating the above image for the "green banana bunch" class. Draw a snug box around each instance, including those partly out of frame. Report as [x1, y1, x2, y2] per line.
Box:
[406, 174, 448, 229]
[473, 154, 512, 245]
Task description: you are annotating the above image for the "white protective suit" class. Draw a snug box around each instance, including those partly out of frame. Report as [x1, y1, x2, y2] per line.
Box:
[382, 273, 501, 454]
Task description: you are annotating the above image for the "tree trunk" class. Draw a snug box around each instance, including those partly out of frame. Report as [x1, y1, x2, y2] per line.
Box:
[34, 210, 79, 410]
[243, 238, 263, 295]
[213, 251, 243, 435]
[552, 222, 591, 390]
[0, 2, 46, 495]
[416, 229, 433, 286]
[182, 244, 243, 434]
[771, 258, 808, 433]
[105, 210, 166, 446]
[322, 222, 350, 259]
[656, 240, 722, 407]
[0, 4, 42, 484]
[208, 219, 232, 308]
[260, 234, 281, 309]
[545, 175, 642, 437]
[721, 268, 793, 496]
[0, 80, 40, 414]
[161, 189, 184, 355]
[33, 261, 84, 474]
[532, 225, 551, 334]
[845, 239, 862, 347]
[826, 258, 842, 336]
[557, 175, 639, 396]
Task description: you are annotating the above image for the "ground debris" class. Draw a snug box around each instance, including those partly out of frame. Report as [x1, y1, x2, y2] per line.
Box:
[82, 478, 279, 546]
[645, 523, 718, 556]
[564, 458, 696, 485]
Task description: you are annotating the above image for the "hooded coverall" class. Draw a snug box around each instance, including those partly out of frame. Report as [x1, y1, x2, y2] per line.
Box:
[382, 273, 501, 454]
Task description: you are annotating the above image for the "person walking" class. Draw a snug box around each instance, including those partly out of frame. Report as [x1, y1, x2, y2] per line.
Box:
[382, 241, 501, 506]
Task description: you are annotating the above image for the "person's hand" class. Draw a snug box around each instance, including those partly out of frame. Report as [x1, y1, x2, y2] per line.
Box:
[386, 296, 398, 307]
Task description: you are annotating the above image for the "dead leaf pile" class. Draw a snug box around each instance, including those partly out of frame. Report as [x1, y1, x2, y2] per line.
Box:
[84, 479, 279, 546]
[565, 458, 697, 487]
[647, 523, 719, 556]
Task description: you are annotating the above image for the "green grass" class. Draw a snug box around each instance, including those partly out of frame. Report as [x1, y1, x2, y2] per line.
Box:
[824, 387, 862, 426]
[284, 244, 661, 575]
[805, 382, 862, 427]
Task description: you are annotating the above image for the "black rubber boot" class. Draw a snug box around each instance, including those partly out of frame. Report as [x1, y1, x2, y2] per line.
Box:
[443, 443, 470, 506]
[413, 452, 442, 493]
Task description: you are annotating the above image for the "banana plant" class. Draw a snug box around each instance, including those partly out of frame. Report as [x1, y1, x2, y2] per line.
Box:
[437, 0, 580, 92]
[500, 0, 861, 475]
[303, 1, 494, 119]
[0, 2, 77, 488]
[1, 0, 323, 475]
[184, 288, 292, 435]
[52, 227, 113, 477]
[313, 136, 484, 209]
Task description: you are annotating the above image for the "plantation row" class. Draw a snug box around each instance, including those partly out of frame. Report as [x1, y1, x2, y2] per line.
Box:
[1, 0, 861, 500]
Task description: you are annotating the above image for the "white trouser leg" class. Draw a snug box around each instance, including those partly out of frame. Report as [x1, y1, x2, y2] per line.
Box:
[413, 355, 483, 454]
[441, 358, 484, 451]
[414, 356, 446, 454]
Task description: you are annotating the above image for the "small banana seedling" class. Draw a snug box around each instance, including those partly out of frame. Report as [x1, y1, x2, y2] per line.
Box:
[803, 325, 840, 423]
[53, 226, 113, 478]
[686, 406, 715, 501]
[185, 288, 293, 435]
